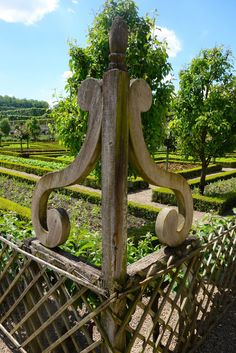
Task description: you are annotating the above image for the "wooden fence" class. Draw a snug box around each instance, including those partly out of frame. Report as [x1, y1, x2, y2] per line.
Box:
[0, 220, 235, 352]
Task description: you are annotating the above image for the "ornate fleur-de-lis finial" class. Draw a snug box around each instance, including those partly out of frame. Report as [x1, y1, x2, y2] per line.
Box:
[109, 16, 128, 71]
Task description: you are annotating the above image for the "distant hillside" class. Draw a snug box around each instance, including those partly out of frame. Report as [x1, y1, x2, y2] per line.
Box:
[0, 95, 49, 121]
[0, 95, 48, 110]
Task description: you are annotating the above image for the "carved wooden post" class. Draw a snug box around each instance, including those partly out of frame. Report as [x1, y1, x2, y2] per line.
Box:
[31, 15, 194, 353]
[101, 17, 129, 352]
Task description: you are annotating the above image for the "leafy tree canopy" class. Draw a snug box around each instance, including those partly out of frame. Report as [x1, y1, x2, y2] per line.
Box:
[0, 118, 11, 136]
[170, 46, 236, 194]
[26, 117, 41, 141]
[52, 0, 174, 156]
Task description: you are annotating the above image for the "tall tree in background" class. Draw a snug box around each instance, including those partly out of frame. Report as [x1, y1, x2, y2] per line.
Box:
[26, 117, 41, 141]
[171, 46, 236, 194]
[14, 123, 30, 151]
[0, 118, 11, 136]
[51, 0, 173, 155]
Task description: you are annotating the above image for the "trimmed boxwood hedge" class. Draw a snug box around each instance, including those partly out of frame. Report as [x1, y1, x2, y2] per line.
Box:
[0, 169, 160, 220]
[152, 186, 236, 214]
[188, 169, 236, 188]
[0, 159, 54, 175]
[0, 196, 31, 219]
[176, 164, 222, 179]
[215, 157, 236, 168]
[31, 155, 70, 164]
[0, 159, 149, 191]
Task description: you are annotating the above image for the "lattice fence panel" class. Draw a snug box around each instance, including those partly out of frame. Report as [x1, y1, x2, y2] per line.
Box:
[117, 222, 236, 353]
[0, 236, 113, 353]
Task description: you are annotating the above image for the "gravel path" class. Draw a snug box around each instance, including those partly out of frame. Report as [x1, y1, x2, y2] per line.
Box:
[196, 299, 236, 353]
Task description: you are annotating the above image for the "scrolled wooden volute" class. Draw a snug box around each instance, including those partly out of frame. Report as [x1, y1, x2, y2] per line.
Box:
[31, 78, 102, 248]
[129, 79, 193, 247]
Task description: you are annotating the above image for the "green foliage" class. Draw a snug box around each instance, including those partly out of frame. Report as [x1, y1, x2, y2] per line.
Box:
[0, 118, 11, 136]
[203, 177, 236, 197]
[52, 0, 173, 156]
[0, 197, 31, 219]
[14, 123, 30, 150]
[127, 232, 160, 264]
[191, 212, 236, 241]
[26, 117, 41, 141]
[171, 46, 236, 194]
[0, 210, 33, 243]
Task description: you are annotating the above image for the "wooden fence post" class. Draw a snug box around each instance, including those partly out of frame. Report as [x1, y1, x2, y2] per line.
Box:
[101, 17, 129, 352]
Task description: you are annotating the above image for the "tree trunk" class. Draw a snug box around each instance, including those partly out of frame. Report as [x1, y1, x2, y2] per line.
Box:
[199, 163, 207, 195]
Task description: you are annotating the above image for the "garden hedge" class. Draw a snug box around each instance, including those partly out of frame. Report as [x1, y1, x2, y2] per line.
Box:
[188, 169, 236, 188]
[0, 169, 160, 220]
[0, 196, 31, 219]
[0, 159, 149, 191]
[215, 157, 236, 168]
[152, 187, 236, 214]
[176, 164, 221, 179]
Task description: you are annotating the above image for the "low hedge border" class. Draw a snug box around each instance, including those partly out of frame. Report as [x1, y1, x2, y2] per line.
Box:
[0, 168, 160, 220]
[0, 159, 149, 191]
[176, 164, 221, 180]
[152, 187, 236, 214]
[31, 155, 70, 164]
[0, 150, 21, 157]
[188, 169, 236, 188]
[215, 158, 236, 168]
[0, 196, 31, 219]
[0, 159, 54, 176]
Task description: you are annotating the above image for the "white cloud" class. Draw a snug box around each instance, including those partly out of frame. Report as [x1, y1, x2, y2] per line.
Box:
[0, 0, 59, 25]
[154, 26, 182, 58]
[72, 0, 79, 4]
[67, 7, 76, 14]
[62, 70, 73, 79]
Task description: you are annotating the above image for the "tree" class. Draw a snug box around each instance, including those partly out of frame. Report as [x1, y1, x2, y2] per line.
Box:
[14, 123, 30, 151]
[26, 117, 41, 141]
[0, 131, 3, 147]
[0, 118, 11, 136]
[51, 0, 173, 156]
[171, 46, 236, 194]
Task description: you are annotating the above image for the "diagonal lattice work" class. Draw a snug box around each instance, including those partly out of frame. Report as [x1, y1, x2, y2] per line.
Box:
[0, 235, 115, 353]
[119, 221, 236, 353]
[0, 220, 236, 353]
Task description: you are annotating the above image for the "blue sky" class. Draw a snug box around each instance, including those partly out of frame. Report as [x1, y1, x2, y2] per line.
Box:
[0, 0, 236, 104]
